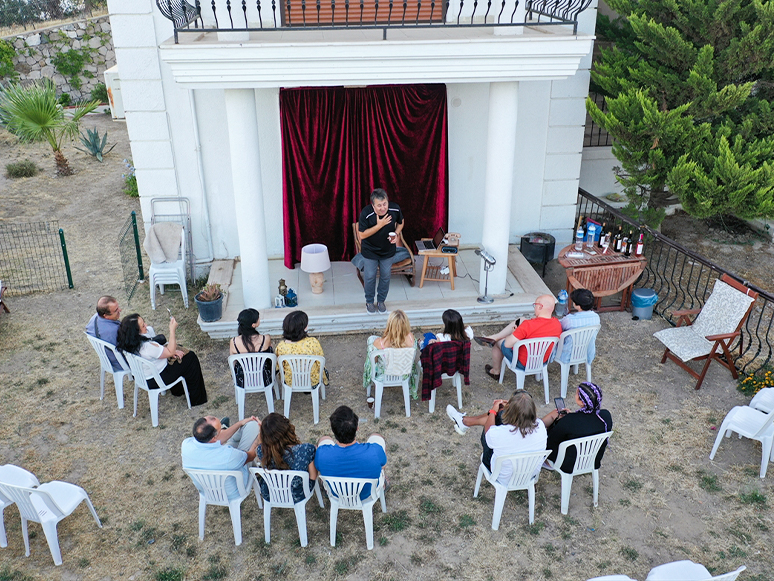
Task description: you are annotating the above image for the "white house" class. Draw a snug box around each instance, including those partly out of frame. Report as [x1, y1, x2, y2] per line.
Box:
[106, 0, 599, 335]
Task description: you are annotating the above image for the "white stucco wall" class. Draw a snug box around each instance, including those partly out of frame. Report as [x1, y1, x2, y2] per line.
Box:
[580, 146, 624, 198]
[111, 0, 598, 265]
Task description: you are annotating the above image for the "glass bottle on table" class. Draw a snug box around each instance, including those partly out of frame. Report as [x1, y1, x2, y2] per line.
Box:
[613, 225, 623, 252]
[635, 232, 644, 256]
[574, 217, 584, 251]
[624, 230, 634, 256]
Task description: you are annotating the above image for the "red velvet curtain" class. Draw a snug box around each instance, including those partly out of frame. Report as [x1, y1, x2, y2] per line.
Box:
[280, 84, 449, 268]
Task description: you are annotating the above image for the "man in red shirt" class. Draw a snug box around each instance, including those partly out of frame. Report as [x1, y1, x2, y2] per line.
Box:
[479, 294, 562, 380]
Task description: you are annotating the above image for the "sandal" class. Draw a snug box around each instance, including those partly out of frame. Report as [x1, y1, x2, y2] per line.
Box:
[474, 336, 496, 347]
[484, 364, 500, 381]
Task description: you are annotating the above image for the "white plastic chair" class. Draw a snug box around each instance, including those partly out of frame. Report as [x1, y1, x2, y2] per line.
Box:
[367, 348, 416, 418]
[318, 472, 386, 550]
[709, 405, 774, 478]
[499, 336, 559, 404]
[587, 576, 639, 581]
[750, 387, 774, 413]
[473, 450, 550, 529]
[149, 226, 188, 310]
[0, 465, 40, 548]
[278, 354, 326, 424]
[228, 353, 280, 420]
[646, 560, 745, 581]
[85, 333, 132, 409]
[554, 325, 601, 398]
[124, 351, 191, 427]
[428, 371, 463, 413]
[249, 467, 324, 547]
[0, 479, 101, 566]
[546, 431, 613, 515]
[183, 468, 257, 546]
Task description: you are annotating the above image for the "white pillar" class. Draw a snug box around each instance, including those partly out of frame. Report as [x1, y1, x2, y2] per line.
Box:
[480, 81, 519, 295]
[224, 89, 272, 309]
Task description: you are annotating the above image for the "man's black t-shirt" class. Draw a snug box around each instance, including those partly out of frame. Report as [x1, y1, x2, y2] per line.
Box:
[358, 202, 404, 260]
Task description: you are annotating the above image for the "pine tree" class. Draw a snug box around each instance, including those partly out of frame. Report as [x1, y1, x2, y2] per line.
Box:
[588, 0, 774, 225]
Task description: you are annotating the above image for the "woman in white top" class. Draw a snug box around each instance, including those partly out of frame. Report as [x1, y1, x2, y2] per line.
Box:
[446, 390, 547, 484]
[420, 309, 474, 349]
[117, 313, 208, 406]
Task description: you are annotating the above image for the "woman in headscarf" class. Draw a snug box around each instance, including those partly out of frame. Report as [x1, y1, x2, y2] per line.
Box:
[541, 382, 612, 472]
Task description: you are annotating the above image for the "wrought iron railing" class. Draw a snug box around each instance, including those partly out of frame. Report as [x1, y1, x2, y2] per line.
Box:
[157, 0, 592, 42]
[584, 92, 612, 147]
[0, 221, 73, 296]
[575, 189, 774, 378]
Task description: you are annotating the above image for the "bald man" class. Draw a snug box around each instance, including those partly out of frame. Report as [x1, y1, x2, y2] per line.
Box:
[480, 294, 562, 380]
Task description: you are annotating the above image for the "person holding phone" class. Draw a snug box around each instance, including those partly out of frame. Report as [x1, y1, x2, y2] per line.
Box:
[446, 391, 547, 484]
[117, 313, 208, 406]
[541, 382, 612, 472]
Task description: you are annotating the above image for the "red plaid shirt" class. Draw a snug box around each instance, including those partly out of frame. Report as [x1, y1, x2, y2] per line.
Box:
[420, 340, 470, 401]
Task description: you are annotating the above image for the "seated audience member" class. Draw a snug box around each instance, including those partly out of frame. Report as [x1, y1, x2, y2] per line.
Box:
[557, 288, 600, 364]
[230, 308, 274, 388]
[315, 406, 387, 499]
[446, 391, 547, 484]
[362, 309, 419, 399]
[275, 310, 329, 388]
[476, 294, 562, 380]
[420, 309, 473, 349]
[541, 381, 612, 472]
[85, 295, 123, 369]
[181, 415, 260, 499]
[255, 412, 317, 503]
[117, 313, 208, 406]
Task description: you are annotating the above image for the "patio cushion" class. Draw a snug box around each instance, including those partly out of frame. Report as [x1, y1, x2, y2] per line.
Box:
[653, 326, 714, 362]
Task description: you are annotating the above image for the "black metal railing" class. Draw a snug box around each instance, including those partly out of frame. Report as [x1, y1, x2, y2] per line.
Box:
[0, 221, 73, 296]
[118, 211, 145, 301]
[576, 189, 774, 378]
[584, 92, 612, 147]
[157, 0, 592, 42]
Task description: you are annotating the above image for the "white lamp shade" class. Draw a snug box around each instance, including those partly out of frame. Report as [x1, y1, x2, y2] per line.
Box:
[300, 244, 331, 273]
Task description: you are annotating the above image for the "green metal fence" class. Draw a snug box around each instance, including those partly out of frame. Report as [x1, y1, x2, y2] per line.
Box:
[118, 211, 145, 301]
[0, 220, 73, 296]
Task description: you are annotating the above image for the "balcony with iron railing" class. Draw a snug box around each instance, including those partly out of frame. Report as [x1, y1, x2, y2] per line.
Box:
[157, 0, 594, 42]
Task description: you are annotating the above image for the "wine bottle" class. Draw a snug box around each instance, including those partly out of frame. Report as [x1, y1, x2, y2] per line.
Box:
[599, 222, 608, 247]
[613, 225, 623, 252]
[635, 232, 644, 256]
[624, 230, 634, 256]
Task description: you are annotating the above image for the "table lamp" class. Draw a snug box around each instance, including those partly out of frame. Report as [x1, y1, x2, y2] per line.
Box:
[300, 244, 331, 294]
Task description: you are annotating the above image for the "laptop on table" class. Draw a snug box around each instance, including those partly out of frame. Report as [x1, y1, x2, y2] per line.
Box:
[415, 227, 446, 254]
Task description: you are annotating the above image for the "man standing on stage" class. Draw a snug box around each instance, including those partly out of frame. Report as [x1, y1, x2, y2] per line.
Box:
[353, 188, 410, 314]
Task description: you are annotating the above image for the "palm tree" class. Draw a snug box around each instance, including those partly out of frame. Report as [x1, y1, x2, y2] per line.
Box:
[0, 80, 99, 176]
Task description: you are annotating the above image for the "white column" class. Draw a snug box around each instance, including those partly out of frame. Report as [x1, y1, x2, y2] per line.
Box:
[224, 89, 272, 309]
[480, 81, 519, 295]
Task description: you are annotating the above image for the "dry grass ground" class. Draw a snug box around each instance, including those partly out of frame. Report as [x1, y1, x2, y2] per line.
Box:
[0, 119, 772, 581]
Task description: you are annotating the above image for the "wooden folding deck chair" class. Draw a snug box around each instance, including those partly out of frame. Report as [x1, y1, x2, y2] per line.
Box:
[0, 284, 9, 315]
[653, 274, 758, 390]
[351, 223, 415, 287]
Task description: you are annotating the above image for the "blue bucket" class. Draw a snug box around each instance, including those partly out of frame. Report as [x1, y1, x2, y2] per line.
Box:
[631, 288, 658, 320]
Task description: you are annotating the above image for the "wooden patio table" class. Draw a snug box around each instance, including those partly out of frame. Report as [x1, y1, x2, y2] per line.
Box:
[557, 244, 647, 313]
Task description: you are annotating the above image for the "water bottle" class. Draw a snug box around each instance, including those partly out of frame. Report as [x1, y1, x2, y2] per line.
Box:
[574, 219, 584, 251]
[556, 289, 568, 318]
[586, 223, 597, 249]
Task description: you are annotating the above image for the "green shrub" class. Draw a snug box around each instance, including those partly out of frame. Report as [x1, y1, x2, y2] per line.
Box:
[90, 82, 109, 104]
[52, 49, 89, 90]
[5, 160, 38, 178]
[122, 159, 138, 197]
[75, 126, 116, 162]
[57, 92, 71, 106]
[0, 40, 15, 79]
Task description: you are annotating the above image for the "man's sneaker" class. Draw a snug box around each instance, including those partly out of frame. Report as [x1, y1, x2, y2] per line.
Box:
[377, 301, 387, 313]
[446, 405, 468, 435]
[220, 417, 230, 429]
[366, 303, 377, 315]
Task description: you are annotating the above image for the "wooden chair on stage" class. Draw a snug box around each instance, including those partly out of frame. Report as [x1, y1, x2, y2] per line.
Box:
[351, 223, 415, 287]
[653, 274, 758, 390]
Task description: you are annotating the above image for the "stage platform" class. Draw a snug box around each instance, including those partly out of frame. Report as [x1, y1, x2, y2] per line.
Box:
[198, 246, 551, 338]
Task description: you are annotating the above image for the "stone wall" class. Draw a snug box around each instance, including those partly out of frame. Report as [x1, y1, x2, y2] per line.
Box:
[4, 15, 115, 100]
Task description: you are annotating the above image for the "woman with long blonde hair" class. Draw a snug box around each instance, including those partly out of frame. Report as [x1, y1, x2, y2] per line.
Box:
[362, 309, 420, 398]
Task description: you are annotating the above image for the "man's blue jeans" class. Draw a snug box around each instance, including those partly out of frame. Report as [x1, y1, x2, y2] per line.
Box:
[354, 247, 410, 304]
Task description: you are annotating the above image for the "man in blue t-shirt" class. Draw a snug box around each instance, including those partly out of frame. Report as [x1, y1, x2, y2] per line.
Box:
[315, 405, 387, 499]
[352, 188, 410, 315]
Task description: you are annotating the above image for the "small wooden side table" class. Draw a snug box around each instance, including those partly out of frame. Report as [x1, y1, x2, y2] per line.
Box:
[417, 246, 457, 290]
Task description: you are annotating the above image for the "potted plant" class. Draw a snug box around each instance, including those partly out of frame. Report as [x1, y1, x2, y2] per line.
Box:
[194, 283, 223, 322]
